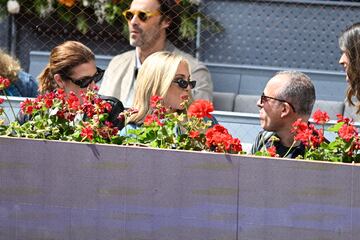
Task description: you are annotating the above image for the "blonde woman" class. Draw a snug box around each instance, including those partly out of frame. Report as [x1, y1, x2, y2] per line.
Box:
[129, 51, 195, 124]
[0, 49, 38, 97]
[120, 51, 199, 135]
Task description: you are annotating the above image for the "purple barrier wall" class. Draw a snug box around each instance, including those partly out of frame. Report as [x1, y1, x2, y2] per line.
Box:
[0, 136, 359, 239]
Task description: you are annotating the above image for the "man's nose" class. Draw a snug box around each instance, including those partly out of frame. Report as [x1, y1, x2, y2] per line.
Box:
[256, 98, 263, 108]
[130, 15, 140, 25]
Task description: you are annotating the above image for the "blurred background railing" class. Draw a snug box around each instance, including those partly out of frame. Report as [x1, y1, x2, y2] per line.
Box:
[1, 0, 359, 71]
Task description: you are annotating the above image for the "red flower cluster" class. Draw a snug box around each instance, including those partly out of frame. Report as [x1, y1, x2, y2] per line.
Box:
[312, 109, 330, 125]
[189, 130, 200, 139]
[20, 99, 34, 115]
[267, 146, 277, 157]
[0, 76, 11, 90]
[144, 114, 164, 126]
[150, 95, 163, 108]
[18, 88, 120, 142]
[336, 114, 352, 124]
[81, 123, 94, 141]
[338, 124, 357, 142]
[205, 124, 242, 153]
[336, 114, 357, 142]
[292, 119, 324, 148]
[187, 99, 214, 119]
[144, 95, 167, 126]
[335, 114, 360, 158]
[128, 95, 243, 154]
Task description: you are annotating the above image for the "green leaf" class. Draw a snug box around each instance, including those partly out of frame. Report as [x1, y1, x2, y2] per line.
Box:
[76, 15, 88, 34]
[327, 122, 344, 132]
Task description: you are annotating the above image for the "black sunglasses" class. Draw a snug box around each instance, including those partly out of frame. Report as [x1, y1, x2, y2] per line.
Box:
[260, 93, 296, 112]
[173, 79, 196, 89]
[63, 67, 104, 88]
[122, 9, 160, 22]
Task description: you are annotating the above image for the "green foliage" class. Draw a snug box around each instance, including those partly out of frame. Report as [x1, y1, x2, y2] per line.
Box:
[124, 111, 209, 151]
[0, 88, 125, 145]
[0, 0, 222, 40]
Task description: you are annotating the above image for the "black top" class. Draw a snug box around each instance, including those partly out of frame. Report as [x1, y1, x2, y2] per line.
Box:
[251, 130, 305, 158]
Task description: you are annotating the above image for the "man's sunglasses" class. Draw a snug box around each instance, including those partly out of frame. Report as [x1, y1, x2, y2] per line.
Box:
[260, 93, 296, 112]
[173, 79, 196, 89]
[122, 9, 160, 22]
[63, 67, 104, 89]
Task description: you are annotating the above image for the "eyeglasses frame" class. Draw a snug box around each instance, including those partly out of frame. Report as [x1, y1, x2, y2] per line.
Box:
[122, 9, 161, 22]
[61, 67, 104, 89]
[260, 93, 296, 112]
[172, 79, 196, 89]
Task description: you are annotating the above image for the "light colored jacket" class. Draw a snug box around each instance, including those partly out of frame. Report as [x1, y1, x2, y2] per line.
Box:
[99, 41, 213, 103]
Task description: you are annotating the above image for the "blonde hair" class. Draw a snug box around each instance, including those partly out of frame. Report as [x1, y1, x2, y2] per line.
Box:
[129, 51, 190, 124]
[38, 41, 95, 94]
[0, 49, 21, 82]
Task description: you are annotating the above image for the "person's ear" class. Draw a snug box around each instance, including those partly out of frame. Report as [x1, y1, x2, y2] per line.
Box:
[160, 16, 171, 29]
[53, 73, 65, 89]
[280, 103, 292, 118]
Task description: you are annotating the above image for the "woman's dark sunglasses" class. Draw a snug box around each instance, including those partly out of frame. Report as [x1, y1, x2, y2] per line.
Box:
[63, 67, 104, 88]
[122, 9, 160, 22]
[173, 79, 196, 89]
[260, 93, 296, 112]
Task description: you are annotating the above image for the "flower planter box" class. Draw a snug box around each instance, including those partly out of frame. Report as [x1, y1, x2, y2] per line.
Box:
[0, 136, 359, 240]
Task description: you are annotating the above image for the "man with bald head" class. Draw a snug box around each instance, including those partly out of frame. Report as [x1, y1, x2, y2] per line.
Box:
[99, 0, 213, 106]
[251, 71, 316, 158]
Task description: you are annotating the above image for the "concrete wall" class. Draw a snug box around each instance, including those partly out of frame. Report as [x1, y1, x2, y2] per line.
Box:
[0, 136, 359, 239]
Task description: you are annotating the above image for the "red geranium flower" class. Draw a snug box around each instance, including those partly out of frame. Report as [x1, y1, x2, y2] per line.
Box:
[0, 76, 11, 90]
[66, 92, 80, 111]
[336, 114, 352, 124]
[43, 92, 55, 109]
[56, 89, 66, 102]
[144, 114, 164, 127]
[187, 99, 214, 119]
[292, 118, 308, 132]
[205, 124, 242, 153]
[189, 130, 200, 139]
[20, 98, 35, 115]
[230, 138, 242, 153]
[338, 124, 357, 142]
[267, 146, 276, 157]
[150, 95, 163, 108]
[81, 125, 94, 141]
[312, 109, 330, 125]
[292, 120, 324, 148]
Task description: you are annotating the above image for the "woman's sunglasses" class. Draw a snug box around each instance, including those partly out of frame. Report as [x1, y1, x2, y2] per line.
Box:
[122, 9, 160, 22]
[63, 67, 105, 89]
[173, 79, 196, 89]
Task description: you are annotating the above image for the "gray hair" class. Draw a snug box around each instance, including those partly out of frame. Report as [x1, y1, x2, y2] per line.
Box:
[276, 71, 316, 116]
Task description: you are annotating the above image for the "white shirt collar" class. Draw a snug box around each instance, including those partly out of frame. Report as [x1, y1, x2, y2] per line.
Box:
[135, 48, 142, 68]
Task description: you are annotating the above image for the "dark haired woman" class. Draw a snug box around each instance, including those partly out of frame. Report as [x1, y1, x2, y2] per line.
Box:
[339, 22, 360, 113]
[38, 41, 104, 97]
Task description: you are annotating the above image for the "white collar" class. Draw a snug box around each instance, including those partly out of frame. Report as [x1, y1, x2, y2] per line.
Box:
[135, 48, 142, 68]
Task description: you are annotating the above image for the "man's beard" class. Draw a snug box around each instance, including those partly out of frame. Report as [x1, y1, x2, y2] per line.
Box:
[129, 24, 162, 49]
